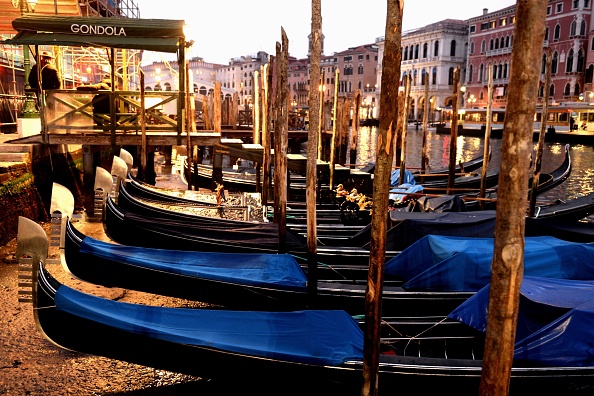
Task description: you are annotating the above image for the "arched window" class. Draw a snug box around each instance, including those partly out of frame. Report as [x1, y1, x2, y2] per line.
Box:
[503, 63, 508, 78]
[468, 64, 474, 83]
[580, 20, 587, 36]
[413, 69, 418, 85]
[432, 67, 437, 84]
[414, 44, 419, 59]
[554, 24, 561, 40]
[498, 63, 503, 79]
[470, 42, 475, 54]
[506, 35, 511, 47]
[403, 46, 408, 61]
[450, 40, 456, 56]
[566, 49, 574, 73]
[423, 43, 428, 58]
[571, 20, 577, 36]
[538, 85, 544, 97]
[586, 64, 594, 83]
[541, 53, 547, 73]
[552, 51, 558, 73]
[495, 38, 500, 49]
[550, 83, 555, 97]
[591, 37, 594, 50]
[421, 69, 427, 85]
[578, 49, 585, 71]
[574, 82, 581, 96]
[545, 27, 549, 41]
[479, 63, 484, 82]
[564, 83, 571, 96]
[434, 41, 439, 56]
[489, 39, 494, 51]
[448, 67, 454, 85]
[409, 46, 414, 59]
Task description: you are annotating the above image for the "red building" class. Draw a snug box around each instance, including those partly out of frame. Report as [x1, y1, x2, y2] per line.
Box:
[465, 1, 592, 109]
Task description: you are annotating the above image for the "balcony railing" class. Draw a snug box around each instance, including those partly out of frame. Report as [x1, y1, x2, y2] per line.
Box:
[44, 89, 185, 136]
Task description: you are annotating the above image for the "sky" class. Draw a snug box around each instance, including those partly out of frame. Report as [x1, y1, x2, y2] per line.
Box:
[137, 0, 518, 65]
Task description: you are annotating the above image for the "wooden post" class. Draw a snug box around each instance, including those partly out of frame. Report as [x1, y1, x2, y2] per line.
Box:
[177, 41, 186, 147]
[329, 68, 340, 190]
[202, 94, 211, 130]
[262, 63, 272, 206]
[140, 70, 147, 182]
[253, 70, 261, 144]
[317, 69, 325, 161]
[479, 1, 548, 394]
[273, 32, 289, 254]
[350, 90, 361, 165]
[342, 98, 352, 165]
[529, 47, 552, 217]
[399, 74, 411, 186]
[421, 75, 429, 174]
[362, 1, 402, 395]
[447, 66, 461, 194]
[230, 92, 238, 130]
[214, 82, 222, 134]
[307, 0, 322, 306]
[479, 63, 494, 207]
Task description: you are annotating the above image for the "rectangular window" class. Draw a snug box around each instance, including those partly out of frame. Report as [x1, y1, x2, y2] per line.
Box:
[470, 25, 476, 33]
[511, 15, 516, 24]
[586, 0, 591, 7]
[556, 3, 563, 13]
[481, 22, 489, 30]
[547, 5, 552, 14]
[500, 18, 507, 26]
[489, 21, 496, 29]
[573, 0, 579, 8]
[358, 54, 363, 60]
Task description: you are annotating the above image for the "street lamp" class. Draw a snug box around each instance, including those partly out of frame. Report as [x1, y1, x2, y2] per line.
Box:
[12, 0, 38, 117]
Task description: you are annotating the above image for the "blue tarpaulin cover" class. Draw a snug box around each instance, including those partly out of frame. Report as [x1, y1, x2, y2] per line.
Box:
[385, 235, 594, 291]
[448, 276, 594, 366]
[80, 237, 308, 291]
[55, 286, 364, 365]
[390, 169, 416, 187]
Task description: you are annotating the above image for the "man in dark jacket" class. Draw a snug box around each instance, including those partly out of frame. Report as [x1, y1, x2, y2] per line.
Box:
[28, 51, 61, 90]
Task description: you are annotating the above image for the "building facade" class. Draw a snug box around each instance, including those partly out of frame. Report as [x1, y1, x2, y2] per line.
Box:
[466, 1, 592, 110]
[215, 51, 269, 107]
[376, 19, 469, 123]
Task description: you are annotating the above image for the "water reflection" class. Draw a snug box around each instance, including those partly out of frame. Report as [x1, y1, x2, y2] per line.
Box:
[355, 126, 594, 202]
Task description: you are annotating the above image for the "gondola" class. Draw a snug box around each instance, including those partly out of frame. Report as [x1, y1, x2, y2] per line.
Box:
[58, 217, 468, 316]
[186, 149, 491, 195]
[387, 193, 594, 250]
[104, 193, 397, 271]
[30, 253, 594, 395]
[112, 181, 380, 252]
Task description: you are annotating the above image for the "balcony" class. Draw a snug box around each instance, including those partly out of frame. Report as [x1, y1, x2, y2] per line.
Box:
[486, 47, 512, 57]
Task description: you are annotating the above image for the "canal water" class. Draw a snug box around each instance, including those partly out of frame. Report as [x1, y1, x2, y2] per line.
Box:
[353, 126, 594, 204]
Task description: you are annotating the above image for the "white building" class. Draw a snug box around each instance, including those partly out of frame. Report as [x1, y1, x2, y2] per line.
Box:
[376, 19, 468, 122]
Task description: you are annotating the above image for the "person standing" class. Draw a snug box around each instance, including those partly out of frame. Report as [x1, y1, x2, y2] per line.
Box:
[28, 51, 61, 90]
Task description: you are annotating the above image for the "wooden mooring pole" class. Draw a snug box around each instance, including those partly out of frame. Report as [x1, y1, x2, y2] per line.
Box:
[307, 0, 322, 306]
[362, 0, 403, 394]
[479, 1, 548, 394]
[529, 47, 552, 217]
[479, 63, 494, 208]
[446, 66, 461, 194]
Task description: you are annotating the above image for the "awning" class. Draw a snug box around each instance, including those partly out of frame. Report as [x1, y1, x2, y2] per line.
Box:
[2, 15, 187, 53]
